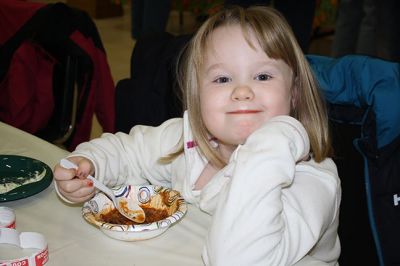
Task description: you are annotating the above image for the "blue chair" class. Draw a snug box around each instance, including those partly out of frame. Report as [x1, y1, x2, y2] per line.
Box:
[308, 54, 400, 266]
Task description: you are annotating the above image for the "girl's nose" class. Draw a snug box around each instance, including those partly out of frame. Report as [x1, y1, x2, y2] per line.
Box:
[232, 85, 254, 101]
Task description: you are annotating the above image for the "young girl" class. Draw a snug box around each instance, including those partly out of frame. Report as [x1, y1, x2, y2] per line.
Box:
[54, 6, 341, 265]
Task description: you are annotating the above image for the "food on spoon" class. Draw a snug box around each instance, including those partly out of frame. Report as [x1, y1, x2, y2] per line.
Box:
[118, 197, 146, 223]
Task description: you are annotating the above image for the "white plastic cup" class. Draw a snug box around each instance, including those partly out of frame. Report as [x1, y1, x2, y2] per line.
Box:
[0, 206, 16, 229]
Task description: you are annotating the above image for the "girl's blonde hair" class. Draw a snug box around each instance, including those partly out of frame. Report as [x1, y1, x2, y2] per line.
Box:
[161, 5, 332, 167]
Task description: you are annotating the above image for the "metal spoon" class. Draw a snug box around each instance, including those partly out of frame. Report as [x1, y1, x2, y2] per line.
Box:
[60, 159, 145, 223]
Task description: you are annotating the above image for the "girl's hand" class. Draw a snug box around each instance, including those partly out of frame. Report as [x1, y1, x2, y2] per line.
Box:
[53, 156, 96, 203]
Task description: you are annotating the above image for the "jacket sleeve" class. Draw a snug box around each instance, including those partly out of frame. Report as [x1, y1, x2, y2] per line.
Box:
[202, 116, 340, 266]
[307, 54, 400, 148]
[68, 118, 183, 188]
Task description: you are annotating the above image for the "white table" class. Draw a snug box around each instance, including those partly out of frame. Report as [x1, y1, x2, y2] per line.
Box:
[0, 122, 326, 265]
[0, 122, 211, 265]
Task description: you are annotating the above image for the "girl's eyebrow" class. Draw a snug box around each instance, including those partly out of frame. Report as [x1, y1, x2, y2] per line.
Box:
[254, 60, 282, 68]
[205, 60, 282, 75]
[204, 63, 225, 75]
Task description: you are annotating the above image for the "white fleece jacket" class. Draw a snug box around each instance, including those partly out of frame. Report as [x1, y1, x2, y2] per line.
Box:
[60, 112, 341, 266]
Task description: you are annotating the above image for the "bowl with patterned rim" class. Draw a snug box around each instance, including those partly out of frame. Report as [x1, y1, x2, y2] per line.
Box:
[82, 185, 187, 241]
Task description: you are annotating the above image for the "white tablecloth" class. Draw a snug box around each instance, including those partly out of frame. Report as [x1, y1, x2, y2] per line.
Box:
[0, 122, 326, 265]
[0, 122, 211, 265]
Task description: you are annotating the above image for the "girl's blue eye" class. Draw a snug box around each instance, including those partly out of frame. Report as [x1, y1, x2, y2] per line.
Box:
[255, 74, 272, 81]
[214, 77, 231, 83]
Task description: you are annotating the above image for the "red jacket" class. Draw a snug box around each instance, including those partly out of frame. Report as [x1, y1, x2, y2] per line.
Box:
[0, 0, 115, 150]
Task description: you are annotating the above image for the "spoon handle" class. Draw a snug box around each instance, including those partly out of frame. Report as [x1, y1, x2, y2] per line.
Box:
[85, 176, 118, 206]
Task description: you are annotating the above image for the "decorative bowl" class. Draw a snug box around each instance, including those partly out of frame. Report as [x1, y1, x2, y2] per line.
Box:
[82, 185, 187, 241]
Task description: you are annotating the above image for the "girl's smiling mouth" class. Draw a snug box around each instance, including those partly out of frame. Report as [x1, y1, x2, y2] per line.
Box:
[226, 110, 262, 114]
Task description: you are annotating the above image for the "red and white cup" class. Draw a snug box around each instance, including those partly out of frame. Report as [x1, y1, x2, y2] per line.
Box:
[0, 206, 16, 229]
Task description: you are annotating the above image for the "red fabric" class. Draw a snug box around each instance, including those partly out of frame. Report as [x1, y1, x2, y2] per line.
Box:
[0, 1, 116, 150]
[0, 0, 44, 45]
[0, 41, 55, 133]
[68, 30, 115, 149]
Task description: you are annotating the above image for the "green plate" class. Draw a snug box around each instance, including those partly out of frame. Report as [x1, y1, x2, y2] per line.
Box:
[0, 155, 53, 202]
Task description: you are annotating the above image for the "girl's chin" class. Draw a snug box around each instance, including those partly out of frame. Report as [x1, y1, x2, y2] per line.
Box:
[229, 133, 254, 145]
[217, 134, 248, 146]
[214, 123, 262, 145]
[236, 125, 260, 139]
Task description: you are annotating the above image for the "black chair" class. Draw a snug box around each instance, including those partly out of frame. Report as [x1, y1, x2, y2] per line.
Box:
[115, 32, 191, 133]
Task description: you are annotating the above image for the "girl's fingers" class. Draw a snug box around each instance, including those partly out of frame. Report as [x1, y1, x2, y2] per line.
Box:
[65, 157, 94, 178]
[76, 159, 94, 178]
[55, 157, 94, 180]
[54, 164, 77, 181]
[57, 178, 95, 203]
[54, 156, 96, 203]
[57, 178, 92, 194]
[63, 189, 96, 203]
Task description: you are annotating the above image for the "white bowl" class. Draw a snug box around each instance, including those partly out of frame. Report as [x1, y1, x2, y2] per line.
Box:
[82, 185, 187, 241]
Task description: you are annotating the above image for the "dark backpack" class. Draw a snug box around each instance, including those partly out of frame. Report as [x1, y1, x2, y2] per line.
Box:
[115, 32, 191, 133]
